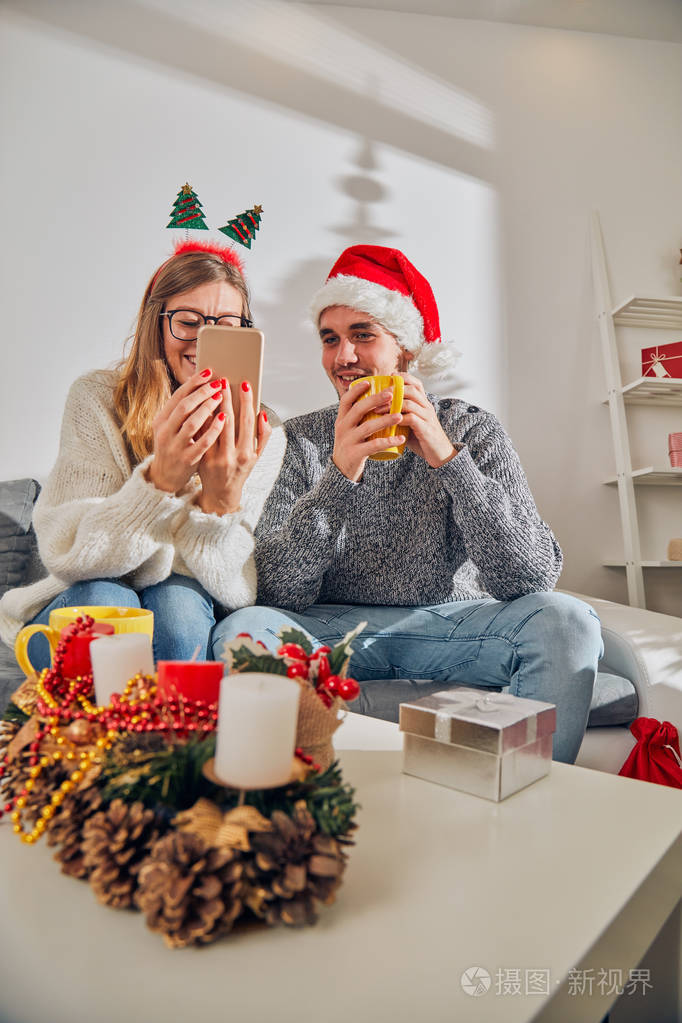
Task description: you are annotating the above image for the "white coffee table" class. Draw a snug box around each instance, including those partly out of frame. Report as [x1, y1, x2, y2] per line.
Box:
[1, 714, 681, 1023]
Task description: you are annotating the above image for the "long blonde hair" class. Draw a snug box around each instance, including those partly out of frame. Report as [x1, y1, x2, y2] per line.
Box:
[114, 250, 251, 463]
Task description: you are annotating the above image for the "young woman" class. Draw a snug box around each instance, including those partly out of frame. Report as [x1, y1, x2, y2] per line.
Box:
[0, 241, 285, 664]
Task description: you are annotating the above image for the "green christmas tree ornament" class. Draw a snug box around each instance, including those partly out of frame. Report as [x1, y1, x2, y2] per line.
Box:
[218, 205, 263, 248]
[167, 183, 209, 230]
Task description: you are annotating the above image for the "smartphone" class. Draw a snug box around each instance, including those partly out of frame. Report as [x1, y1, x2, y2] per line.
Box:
[196, 325, 264, 438]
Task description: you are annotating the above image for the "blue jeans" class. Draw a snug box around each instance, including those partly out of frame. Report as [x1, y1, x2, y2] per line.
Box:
[26, 574, 221, 666]
[212, 592, 603, 764]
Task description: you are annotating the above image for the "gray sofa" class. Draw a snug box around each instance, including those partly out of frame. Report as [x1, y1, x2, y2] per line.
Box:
[2, 477, 680, 775]
[0, 478, 46, 706]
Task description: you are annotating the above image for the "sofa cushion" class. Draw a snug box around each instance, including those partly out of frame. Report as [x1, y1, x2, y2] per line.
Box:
[353, 671, 638, 729]
[0, 478, 41, 597]
[0, 478, 45, 714]
[0, 642, 25, 715]
[586, 671, 638, 726]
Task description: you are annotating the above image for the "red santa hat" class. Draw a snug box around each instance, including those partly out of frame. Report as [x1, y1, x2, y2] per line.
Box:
[309, 245, 460, 383]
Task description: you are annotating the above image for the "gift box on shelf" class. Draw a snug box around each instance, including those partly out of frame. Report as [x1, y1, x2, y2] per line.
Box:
[641, 340, 682, 379]
[399, 687, 556, 802]
[669, 432, 682, 469]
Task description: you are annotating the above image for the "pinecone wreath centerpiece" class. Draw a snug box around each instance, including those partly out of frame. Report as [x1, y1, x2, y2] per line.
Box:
[1, 617, 361, 948]
[220, 623, 365, 770]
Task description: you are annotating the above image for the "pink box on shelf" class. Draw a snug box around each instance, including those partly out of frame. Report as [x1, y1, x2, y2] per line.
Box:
[669, 432, 682, 468]
[641, 340, 682, 379]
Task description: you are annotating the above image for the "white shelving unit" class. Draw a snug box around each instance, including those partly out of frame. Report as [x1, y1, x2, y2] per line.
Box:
[591, 213, 682, 608]
[603, 468, 682, 487]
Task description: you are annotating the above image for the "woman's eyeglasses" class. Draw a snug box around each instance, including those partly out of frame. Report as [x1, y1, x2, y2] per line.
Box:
[160, 309, 253, 341]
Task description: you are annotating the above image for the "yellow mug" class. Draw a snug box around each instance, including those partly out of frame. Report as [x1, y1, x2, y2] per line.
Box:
[349, 374, 408, 461]
[14, 605, 154, 677]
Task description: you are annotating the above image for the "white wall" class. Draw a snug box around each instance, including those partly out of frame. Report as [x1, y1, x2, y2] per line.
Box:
[1, 0, 681, 615]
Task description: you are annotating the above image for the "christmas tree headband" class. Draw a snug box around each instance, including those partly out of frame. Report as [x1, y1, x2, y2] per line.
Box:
[166, 183, 262, 248]
[151, 183, 264, 290]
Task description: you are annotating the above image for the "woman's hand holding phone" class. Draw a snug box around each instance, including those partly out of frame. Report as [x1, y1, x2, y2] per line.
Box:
[197, 378, 271, 515]
[147, 367, 228, 494]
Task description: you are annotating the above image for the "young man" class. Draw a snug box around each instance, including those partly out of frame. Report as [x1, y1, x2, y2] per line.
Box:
[214, 245, 602, 763]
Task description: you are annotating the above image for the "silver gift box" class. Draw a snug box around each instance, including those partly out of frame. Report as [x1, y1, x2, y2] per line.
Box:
[399, 687, 556, 802]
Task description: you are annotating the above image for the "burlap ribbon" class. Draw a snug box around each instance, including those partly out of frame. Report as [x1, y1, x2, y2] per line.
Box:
[174, 798, 273, 851]
[295, 685, 344, 771]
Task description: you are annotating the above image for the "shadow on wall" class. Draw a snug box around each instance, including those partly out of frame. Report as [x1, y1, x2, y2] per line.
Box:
[5, 0, 494, 178]
[258, 135, 401, 418]
[6, 0, 487, 415]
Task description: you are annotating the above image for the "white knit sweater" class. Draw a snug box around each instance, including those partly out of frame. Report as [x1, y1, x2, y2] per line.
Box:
[0, 369, 286, 645]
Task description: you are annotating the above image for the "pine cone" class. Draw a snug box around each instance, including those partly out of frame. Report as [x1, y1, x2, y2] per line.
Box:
[47, 784, 105, 879]
[0, 717, 18, 750]
[244, 801, 348, 927]
[135, 831, 244, 948]
[0, 720, 28, 801]
[82, 798, 161, 908]
[1, 737, 69, 827]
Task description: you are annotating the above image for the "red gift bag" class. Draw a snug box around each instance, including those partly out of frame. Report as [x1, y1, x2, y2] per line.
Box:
[618, 717, 682, 788]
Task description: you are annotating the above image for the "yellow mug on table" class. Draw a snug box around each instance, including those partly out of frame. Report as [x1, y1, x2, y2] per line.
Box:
[14, 605, 154, 677]
[349, 374, 408, 461]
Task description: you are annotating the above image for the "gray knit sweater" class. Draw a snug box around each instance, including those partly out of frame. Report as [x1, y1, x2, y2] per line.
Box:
[255, 396, 562, 611]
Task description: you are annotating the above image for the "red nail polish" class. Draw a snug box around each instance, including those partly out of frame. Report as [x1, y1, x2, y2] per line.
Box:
[200, 368, 212, 378]
[221, 378, 227, 389]
[241, 381, 250, 392]
[262, 411, 268, 423]
[212, 392, 222, 400]
[217, 412, 226, 421]
[210, 379, 221, 389]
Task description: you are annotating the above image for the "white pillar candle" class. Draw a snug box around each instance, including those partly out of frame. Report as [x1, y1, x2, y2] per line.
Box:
[215, 673, 301, 789]
[90, 633, 154, 706]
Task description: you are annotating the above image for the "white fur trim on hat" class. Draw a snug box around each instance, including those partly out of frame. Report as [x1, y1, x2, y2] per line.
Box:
[309, 275, 426, 354]
[411, 337, 463, 396]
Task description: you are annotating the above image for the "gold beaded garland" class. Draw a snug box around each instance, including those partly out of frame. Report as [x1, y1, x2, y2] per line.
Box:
[11, 720, 115, 845]
[8, 667, 194, 845]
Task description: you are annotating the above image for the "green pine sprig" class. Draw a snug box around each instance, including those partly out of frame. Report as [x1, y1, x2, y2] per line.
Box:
[99, 734, 358, 839]
[99, 733, 218, 811]
[2, 701, 30, 726]
[244, 761, 359, 839]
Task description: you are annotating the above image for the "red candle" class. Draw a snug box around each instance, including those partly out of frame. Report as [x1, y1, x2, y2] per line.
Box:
[61, 621, 115, 678]
[156, 660, 224, 704]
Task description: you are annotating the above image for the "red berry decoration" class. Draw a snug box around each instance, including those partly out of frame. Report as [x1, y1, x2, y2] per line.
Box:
[277, 643, 309, 662]
[337, 678, 360, 702]
[310, 645, 331, 659]
[286, 662, 309, 680]
[315, 655, 331, 689]
[325, 675, 341, 695]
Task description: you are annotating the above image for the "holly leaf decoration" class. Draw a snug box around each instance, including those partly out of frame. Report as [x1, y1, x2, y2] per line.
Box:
[229, 646, 289, 677]
[277, 627, 314, 656]
[327, 621, 367, 676]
